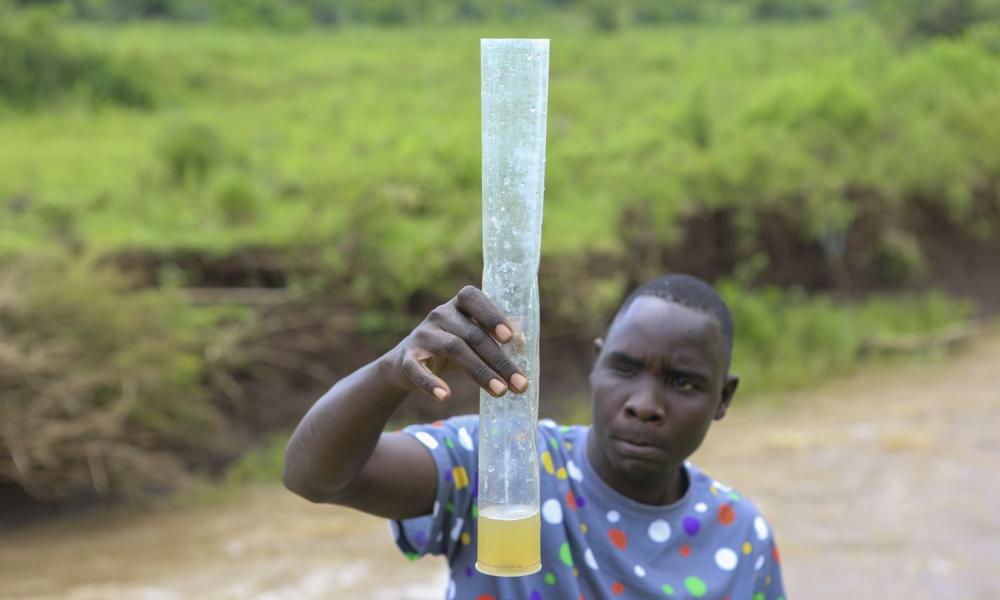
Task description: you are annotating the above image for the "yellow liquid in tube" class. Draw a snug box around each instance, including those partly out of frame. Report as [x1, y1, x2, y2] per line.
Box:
[476, 504, 541, 576]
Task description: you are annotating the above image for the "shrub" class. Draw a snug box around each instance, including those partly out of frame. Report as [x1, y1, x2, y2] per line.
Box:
[157, 121, 225, 185]
[0, 254, 234, 500]
[0, 15, 153, 108]
[210, 170, 262, 225]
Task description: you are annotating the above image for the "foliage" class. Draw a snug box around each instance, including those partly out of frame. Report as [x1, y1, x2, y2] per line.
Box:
[721, 284, 971, 396]
[0, 254, 237, 500]
[0, 12, 994, 497]
[0, 13, 153, 108]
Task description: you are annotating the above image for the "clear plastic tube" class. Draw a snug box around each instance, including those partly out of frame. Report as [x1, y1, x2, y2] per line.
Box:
[476, 38, 549, 578]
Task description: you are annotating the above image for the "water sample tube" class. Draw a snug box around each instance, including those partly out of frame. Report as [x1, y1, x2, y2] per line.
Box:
[476, 38, 549, 578]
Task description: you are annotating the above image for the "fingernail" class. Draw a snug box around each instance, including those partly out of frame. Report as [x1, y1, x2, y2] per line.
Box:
[488, 378, 507, 396]
[510, 373, 528, 393]
[433, 387, 448, 401]
[495, 323, 512, 342]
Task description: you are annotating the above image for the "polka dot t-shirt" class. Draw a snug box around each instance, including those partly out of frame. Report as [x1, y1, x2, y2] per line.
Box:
[391, 415, 786, 600]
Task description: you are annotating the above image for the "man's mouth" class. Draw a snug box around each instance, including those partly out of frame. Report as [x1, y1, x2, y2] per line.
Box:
[611, 436, 664, 459]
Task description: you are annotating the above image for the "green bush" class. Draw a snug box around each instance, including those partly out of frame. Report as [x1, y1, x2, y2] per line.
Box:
[210, 170, 262, 225]
[0, 15, 153, 108]
[751, 0, 830, 21]
[721, 283, 971, 396]
[870, 0, 1000, 40]
[157, 121, 225, 185]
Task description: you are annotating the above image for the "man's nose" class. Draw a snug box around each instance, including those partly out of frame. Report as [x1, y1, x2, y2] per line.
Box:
[623, 382, 665, 423]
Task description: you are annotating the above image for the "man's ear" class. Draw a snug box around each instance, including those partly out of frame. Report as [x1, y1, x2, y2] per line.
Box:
[714, 375, 739, 420]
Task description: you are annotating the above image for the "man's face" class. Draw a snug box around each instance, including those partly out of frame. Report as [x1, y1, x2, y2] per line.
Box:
[589, 296, 736, 482]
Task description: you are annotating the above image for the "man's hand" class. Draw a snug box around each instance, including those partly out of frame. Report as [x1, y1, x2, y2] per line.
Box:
[383, 285, 529, 401]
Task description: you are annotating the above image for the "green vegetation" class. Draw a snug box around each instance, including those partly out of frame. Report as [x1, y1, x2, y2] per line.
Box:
[0, 2, 995, 497]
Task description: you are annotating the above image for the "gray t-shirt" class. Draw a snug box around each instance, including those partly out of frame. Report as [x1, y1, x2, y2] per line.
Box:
[391, 415, 786, 599]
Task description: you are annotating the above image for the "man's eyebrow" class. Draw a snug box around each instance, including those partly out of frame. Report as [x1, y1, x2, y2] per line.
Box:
[661, 365, 711, 382]
[606, 351, 644, 367]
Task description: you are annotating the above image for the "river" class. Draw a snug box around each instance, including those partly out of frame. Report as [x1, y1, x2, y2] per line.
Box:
[3, 335, 999, 599]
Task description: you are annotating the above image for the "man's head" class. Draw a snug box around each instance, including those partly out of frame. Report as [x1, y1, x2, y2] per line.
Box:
[588, 274, 738, 494]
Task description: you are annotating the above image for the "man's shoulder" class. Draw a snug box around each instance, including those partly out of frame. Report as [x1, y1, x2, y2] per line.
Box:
[687, 462, 775, 533]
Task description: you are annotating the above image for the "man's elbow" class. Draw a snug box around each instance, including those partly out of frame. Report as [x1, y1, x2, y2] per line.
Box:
[282, 461, 349, 505]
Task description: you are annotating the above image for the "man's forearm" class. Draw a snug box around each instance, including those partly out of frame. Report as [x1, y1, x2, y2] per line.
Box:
[283, 353, 410, 502]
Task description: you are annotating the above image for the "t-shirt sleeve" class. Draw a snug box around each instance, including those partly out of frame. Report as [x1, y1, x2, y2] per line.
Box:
[753, 526, 787, 600]
[388, 414, 479, 564]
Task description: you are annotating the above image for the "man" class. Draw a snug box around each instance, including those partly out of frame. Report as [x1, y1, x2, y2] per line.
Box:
[284, 274, 786, 599]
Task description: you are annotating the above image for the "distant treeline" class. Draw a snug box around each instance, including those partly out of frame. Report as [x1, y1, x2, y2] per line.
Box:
[6, 0, 1000, 38]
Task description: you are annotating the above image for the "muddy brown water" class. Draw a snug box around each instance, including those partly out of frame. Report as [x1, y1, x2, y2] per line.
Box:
[2, 336, 999, 599]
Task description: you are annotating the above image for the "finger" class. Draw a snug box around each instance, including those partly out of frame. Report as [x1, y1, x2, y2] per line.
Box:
[442, 314, 528, 394]
[401, 353, 451, 402]
[455, 285, 514, 343]
[438, 332, 509, 397]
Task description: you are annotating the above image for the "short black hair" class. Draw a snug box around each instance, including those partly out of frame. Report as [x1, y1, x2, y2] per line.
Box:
[613, 274, 734, 367]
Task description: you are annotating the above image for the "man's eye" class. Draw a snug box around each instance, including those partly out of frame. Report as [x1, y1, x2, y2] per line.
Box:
[673, 378, 696, 392]
[612, 365, 636, 376]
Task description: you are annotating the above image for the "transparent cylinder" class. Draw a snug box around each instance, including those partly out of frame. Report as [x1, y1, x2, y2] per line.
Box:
[476, 38, 549, 578]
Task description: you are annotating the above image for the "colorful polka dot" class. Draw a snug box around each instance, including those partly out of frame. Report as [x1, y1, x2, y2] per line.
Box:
[718, 503, 735, 525]
[559, 542, 574, 566]
[661, 583, 675, 595]
[715, 547, 738, 571]
[545, 572, 556, 585]
[542, 452, 555, 474]
[608, 528, 627, 550]
[684, 576, 707, 597]
[529, 590, 543, 600]
[445, 437, 454, 449]
[683, 516, 701, 536]
[753, 594, 764, 600]
[576, 495, 587, 508]
[461, 532, 471, 545]
[567, 460, 583, 481]
[611, 581, 625, 595]
[414, 431, 438, 449]
[679, 544, 691, 557]
[566, 490, 578, 511]
[584, 547, 598, 570]
[413, 530, 428, 547]
[452, 467, 470, 490]
[607, 510, 620, 523]
[458, 427, 474, 450]
[476, 595, 496, 600]
[634, 565, 647, 577]
[449, 519, 465, 542]
[742, 541, 752, 554]
[542, 498, 563, 524]
[772, 544, 782, 565]
[694, 502, 708, 513]
[556, 467, 568, 479]
[754, 516, 769, 540]
[648, 519, 671, 543]
[755, 555, 765, 570]
[465, 566, 474, 577]
[580, 523, 588, 534]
